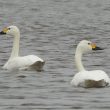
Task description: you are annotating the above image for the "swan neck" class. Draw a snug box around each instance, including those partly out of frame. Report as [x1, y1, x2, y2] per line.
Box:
[10, 33, 20, 59]
[75, 48, 85, 72]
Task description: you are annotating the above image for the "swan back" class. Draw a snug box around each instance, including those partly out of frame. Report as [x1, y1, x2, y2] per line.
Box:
[71, 70, 110, 88]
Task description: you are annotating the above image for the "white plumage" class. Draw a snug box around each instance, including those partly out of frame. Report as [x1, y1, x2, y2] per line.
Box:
[0, 25, 45, 71]
[71, 40, 110, 88]
[71, 70, 110, 87]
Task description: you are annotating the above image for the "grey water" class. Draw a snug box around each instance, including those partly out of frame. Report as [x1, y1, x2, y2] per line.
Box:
[0, 0, 110, 109]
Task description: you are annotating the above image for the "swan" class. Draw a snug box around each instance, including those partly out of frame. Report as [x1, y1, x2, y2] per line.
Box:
[71, 40, 110, 88]
[0, 25, 45, 71]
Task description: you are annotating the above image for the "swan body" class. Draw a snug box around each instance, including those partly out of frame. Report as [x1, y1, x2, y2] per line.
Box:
[3, 55, 44, 71]
[71, 40, 110, 88]
[0, 25, 45, 71]
[71, 70, 110, 87]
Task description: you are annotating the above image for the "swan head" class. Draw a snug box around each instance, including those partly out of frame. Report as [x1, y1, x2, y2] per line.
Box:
[77, 40, 102, 53]
[0, 25, 20, 37]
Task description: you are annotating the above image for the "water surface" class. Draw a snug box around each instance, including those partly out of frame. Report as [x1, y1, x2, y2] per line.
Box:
[0, 0, 110, 109]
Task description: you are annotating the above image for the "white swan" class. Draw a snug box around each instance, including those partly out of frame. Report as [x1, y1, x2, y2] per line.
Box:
[0, 25, 45, 71]
[71, 40, 110, 88]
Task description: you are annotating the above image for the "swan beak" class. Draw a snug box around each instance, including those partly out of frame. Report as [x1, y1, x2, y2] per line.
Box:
[0, 27, 8, 35]
[0, 31, 6, 35]
[91, 43, 103, 50]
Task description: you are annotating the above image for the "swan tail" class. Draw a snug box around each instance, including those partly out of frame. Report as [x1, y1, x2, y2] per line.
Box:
[82, 79, 109, 88]
[30, 61, 45, 72]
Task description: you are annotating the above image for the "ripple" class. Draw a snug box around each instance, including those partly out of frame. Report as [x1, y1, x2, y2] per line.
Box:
[0, 0, 110, 110]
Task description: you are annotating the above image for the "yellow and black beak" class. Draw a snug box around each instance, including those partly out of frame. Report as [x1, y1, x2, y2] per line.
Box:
[0, 27, 8, 35]
[91, 43, 103, 50]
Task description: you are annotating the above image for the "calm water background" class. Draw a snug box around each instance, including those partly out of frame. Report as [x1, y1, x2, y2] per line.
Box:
[0, 0, 110, 110]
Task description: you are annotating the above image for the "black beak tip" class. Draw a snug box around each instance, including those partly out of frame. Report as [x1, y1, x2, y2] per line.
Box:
[92, 47, 103, 50]
[0, 31, 6, 35]
[99, 47, 104, 50]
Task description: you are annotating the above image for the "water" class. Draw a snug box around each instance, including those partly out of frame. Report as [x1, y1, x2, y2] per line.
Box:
[0, 0, 110, 109]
